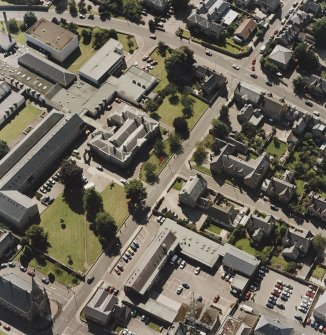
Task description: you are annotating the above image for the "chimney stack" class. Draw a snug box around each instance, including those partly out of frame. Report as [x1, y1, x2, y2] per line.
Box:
[3, 12, 12, 43]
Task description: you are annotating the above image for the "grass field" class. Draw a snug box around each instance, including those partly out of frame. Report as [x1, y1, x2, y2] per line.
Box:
[0, 103, 42, 146]
[172, 178, 184, 191]
[265, 139, 287, 158]
[312, 265, 326, 280]
[193, 164, 212, 176]
[140, 139, 172, 182]
[271, 256, 288, 270]
[206, 223, 222, 235]
[149, 48, 171, 92]
[156, 93, 207, 129]
[40, 184, 128, 273]
[235, 238, 258, 255]
[117, 32, 137, 53]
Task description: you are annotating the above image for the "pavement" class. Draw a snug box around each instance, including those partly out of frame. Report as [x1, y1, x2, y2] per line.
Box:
[1, 2, 325, 334]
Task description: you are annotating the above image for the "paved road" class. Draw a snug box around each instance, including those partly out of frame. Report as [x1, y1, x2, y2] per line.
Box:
[2, 6, 325, 335]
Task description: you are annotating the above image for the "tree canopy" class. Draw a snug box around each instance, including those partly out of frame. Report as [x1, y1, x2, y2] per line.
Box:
[124, 179, 147, 206]
[173, 117, 189, 139]
[313, 17, 326, 48]
[293, 76, 305, 93]
[94, 211, 117, 241]
[93, 28, 117, 50]
[168, 133, 182, 153]
[211, 119, 229, 139]
[165, 46, 196, 84]
[25, 225, 49, 252]
[83, 188, 103, 221]
[312, 234, 326, 254]
[293, 43, 319, 72]
[59, 160, 83, 188]
[0, 140, 9, 160]
[23, 11, 38, 30]
[171, 0, 190, 10]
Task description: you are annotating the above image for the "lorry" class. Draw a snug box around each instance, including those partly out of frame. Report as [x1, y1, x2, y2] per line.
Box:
[239, 304, 253, 313]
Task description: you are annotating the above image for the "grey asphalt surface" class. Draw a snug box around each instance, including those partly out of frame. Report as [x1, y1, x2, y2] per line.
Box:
[1, 3, 325, 334]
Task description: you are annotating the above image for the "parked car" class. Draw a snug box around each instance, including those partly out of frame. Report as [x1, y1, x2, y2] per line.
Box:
[3, 324, 10, 331]
[277, 303, 285, 309]
[96, 165, 103, 171]
[182, 283, 190, 289]
[180, 260, 186, 269]
[305, 100, 313, 107]
[295, 314, 303, 321]
[266, 81, 272, 86]
[114, 268, 121, 275]
[251, 73, 257, 79]
[87, 275, 95, 284]
[213, 295, 220, 303]
[122, 255, 129, 263]
[176, 286, 183, 294]
[205, 50, 212, 56]
[195, 267, 201, 275]
[113, 289, 119, 295]
[232, 64, 240, 70]
[132, 240, 139, 248]
[270, 204, 279, 211]
[266, 303, 274, 309]
[42, 277, 50, 284]
[125, 252, 132, 260]
[8, 261, 15, 268]
[27, 269, 35, 277]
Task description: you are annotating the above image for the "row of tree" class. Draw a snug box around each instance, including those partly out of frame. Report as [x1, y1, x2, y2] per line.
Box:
[8, 12, 38, 34]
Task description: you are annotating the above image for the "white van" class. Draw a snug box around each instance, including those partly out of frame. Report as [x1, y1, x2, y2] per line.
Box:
[259, 45, 266, 54]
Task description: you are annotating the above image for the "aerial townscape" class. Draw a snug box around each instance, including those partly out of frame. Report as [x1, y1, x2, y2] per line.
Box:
[0, 0, 326, 334]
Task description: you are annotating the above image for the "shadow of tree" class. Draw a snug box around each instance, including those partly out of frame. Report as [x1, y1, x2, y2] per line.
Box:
[63, 187, 85, 215]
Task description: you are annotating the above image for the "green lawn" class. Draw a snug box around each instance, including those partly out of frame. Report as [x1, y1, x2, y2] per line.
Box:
[40, 184, 128, 273]
[172, 178, 184, 191]
[117, 32, 137, 53]
[140, 139, 172, 182]
[271, 256, 288, 270]
[148, 322, 161, 332]
[265, 139, 287, 158]
[0, 103, 42, 146]
[312, 265, 326, 280]
[235, 238, 258, 256]
[295, 180, 305, 197]
[193, 164, 212, 176]
[156, 93, 207, 129]
[206, 223, 222, 235]
[149, 48, 171, 92]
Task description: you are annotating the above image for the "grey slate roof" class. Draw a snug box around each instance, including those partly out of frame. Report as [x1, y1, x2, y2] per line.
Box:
[255, 315, 293, 335]
[18, 53, 76, 87]
[180, 175, 206, 202]
[0, 191, 37, 223]
[0, 80, 10, 101]
[235, 81, 262, 104]
[314, 291, 326, 320]
[222, 244, 260, 277]
[268, 45, 293, 65]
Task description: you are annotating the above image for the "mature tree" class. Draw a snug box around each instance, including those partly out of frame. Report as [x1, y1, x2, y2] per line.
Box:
[157, 41, 168, 56]
[93, 28, 117, 49]
[23, 11, 38, 30]
[285, 262, 297, 273]
[293, 43, 319, 72]
[219, 105, 229, 122]
[68, 0, 78, 16]
[173, 117, 189, 139]
[313, 17, 326, 48]
[0, 140, 9, 160]
[293, 76, 305, 93]
[171, 0, 190, 10]
[148, 19, 155, 32]
[8, 18, 19, 34]
[193, 142, 207, 165]
[65, 22, 79, 35]
[83, 188, 103, 220]
[312, 234, 326, 254]
[153, 139, 165, 157]
[123, 0, 142, 22]
[94, 211, 117, 240]
[260, 57, 278, 74]
[165, 46, 196, 84]
[211, 119, 229, 139]
[81, 29, 92, 45]
[25, 225, 49, 251]
[144, 161, 157, 183]
[241, 122, 257, 140]
[145, 98, 160, 113]
[124, 179, 147, 205]
[168, 133, 182, 153]
[59, 160, 83, 188]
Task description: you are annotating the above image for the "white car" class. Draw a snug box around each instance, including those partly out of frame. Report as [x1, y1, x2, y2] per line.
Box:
[120, 178, 127, 184]
[281, 18, 286, 25]
[176, 286, 183, 294]
[232, 64, 240, 70]
[180, 260, 186, 269]
[195, 267, 201, 275]
[205, 50, 212, 56]
[313, 111, 320, 116]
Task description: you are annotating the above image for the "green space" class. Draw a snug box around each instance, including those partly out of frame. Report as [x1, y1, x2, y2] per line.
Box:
[40, 184, 128, 273]
[192, 164, 212, 176]
[235, 238, 258, 256]
[312, 265, 326, 280]
[271, 256, 288, 270]
[295, 180, 305, 197]
[140, 139, 172, 182]
[156, 93, 207, 129]
[172, 178, 184, 191]
[149, 48, 171, 92]
[0, 103, 42, 146]
[148, 322, 161, 332]
[206, 223, 222, 235]
[265, 139, 287, 158]
[117, 32, 137, 53]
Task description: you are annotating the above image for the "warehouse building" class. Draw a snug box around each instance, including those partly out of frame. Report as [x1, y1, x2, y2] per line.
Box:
[26, 18, 78, 62]
[79, 39, 124, 86]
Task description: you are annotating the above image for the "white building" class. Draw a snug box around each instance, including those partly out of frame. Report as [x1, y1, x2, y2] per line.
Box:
[26, 18, 79, 62]
[314, 291, 326, 323]
[79, 39, 124, 86]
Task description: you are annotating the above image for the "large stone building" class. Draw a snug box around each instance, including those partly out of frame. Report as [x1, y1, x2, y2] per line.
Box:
[142, 0, 169, 13]
[308, 193, 326, 222]
[179, 175, 207, 208]
[254, 315, 293, 335]
[0, 273, 50, 322]
[89, 106, 159, 168]
[26, 18, 79, 62]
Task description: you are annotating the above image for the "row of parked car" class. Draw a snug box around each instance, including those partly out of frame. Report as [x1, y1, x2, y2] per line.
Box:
[306, 316, 326, 333]
[266, 279, 293, 309]
[121, 241, 140, 265]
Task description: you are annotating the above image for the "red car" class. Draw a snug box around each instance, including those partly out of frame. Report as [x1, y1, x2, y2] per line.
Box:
[275, 284, 282, 289]
[245, 291, 251, 300]
[274, 30, 278, 35]
[271, 291, 280, 297]
[3, 324, 10, 331]
[114, 268, 121, 276]
[108, 286, 115, 294]
[305, 318, 311, 325]
[252, 59, 256, 65]
[213, 295, 220, 303]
